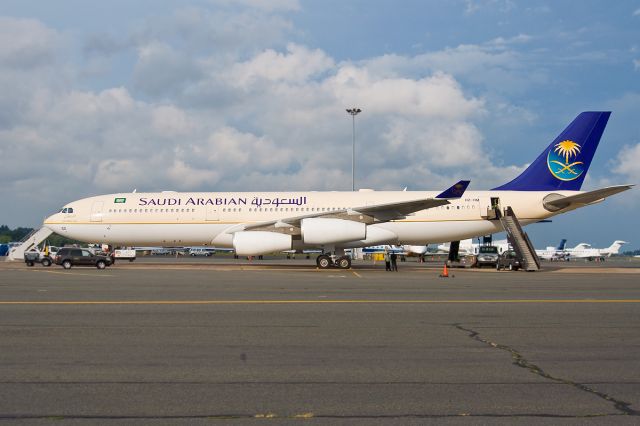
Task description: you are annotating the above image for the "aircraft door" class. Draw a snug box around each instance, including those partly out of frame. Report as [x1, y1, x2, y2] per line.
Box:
[206, 205, 220, 221]
[90, 201, 104, 222]
[478, 197, 499, 220]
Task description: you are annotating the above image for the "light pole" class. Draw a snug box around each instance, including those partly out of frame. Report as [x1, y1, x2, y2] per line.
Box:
[346, 107, 361, 191]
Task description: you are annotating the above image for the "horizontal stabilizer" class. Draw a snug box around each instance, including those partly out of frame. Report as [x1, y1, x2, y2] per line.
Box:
[436, 180, 470, 199]
[543, 185, 634, 211]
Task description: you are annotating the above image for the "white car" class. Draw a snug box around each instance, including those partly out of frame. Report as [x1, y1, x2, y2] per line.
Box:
[189, 248, 212, 257]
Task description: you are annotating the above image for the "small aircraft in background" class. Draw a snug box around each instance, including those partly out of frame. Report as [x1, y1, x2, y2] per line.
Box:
[566, 240, 628, 261]
[535, 239, 568, 261]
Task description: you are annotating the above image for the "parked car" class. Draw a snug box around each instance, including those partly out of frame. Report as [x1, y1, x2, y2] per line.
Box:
[54, 248, 113, 269]
[496, 250, 522, 271]
[189, 247, 213, 257]
[151, 249, 171, 255]
[475, 246, 499, 268]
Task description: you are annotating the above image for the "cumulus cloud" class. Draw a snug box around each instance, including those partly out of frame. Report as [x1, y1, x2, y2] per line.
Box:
[614, 144, 640, 181]
[0, 17, 62, 69]
[0, 11, 557, 227]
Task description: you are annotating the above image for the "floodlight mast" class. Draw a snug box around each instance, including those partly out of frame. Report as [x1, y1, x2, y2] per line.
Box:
[346, 108, 362, 191]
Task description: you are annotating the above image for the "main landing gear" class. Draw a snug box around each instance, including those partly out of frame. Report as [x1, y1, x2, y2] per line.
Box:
[316, 254, 352, 269]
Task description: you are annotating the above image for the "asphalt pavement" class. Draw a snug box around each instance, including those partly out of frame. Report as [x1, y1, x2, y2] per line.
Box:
[1, 258, 639, 424]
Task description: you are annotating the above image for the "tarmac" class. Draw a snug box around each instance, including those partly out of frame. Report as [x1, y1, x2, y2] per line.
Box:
[1, 256, 639, 424]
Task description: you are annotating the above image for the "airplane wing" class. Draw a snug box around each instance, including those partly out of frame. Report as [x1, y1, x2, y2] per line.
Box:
[234, 180, 470, 234]
[351, 180, 470, 221]
[544, 184, 634, 210]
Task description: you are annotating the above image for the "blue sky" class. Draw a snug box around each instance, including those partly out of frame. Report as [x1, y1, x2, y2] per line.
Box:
[0, 0, 638, 249]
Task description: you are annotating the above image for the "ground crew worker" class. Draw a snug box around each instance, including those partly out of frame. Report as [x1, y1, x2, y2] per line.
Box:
[384, 249, 391, 271]
[390, 252, 398, 271]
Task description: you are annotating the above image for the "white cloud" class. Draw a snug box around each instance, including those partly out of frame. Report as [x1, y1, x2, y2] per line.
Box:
[0, 13, 573, 227]
[0, 17, 62, 69]
[231, 43, 334, 86]
[634, 8, 640, 17]
[614, 144, 640, 182]
[634, 59, 640, 71]
[210, 0, 300, 12]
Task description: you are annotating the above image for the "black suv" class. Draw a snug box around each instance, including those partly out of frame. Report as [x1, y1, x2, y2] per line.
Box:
[54, 248, 113, 269]
[496, 250, 522, 271]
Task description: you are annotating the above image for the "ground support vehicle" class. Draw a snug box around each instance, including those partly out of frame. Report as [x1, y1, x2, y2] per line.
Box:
[475, 246, 500, 268]
[23, 250, 53, 267]
[114, 249, 136, 262]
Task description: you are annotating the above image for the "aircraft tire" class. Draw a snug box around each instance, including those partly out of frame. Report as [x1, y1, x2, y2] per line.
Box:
[317, 255, 331, 269]
[337, 256, 351, 269]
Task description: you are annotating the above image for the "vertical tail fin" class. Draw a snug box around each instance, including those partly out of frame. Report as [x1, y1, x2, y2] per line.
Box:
[557, 239, 567, 250]
[493, 112, 610, 191]
[607, 240, 627, 254]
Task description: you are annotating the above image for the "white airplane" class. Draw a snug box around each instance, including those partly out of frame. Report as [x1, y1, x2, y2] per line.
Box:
[535, 239, 568, 261]
[566, 240, 628, 261]
[42, 112, 633, 269]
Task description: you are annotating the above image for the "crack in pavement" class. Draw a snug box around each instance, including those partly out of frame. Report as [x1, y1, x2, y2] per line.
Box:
[454, 323, 638, 417]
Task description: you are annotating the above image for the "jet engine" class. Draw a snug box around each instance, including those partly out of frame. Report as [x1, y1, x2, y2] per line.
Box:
[301, 218, 366, 245]
[233, 231, 292, 256]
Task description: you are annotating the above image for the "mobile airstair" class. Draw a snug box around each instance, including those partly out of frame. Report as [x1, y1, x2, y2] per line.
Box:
[6, 227, 53, 261]
[499, 207, 541, 271]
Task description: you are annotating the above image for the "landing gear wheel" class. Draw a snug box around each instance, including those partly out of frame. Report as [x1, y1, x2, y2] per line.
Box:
[337, 256, 351, 269]
[317, 255, 332, 269]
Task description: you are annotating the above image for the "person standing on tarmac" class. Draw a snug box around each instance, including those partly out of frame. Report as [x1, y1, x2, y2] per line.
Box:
[384, 249, 391, 271]
[390, 252, 398, 271]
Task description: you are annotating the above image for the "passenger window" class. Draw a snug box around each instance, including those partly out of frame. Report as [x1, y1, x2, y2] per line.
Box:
[81, 250, 92, 257]
[71, 249, 82, 256]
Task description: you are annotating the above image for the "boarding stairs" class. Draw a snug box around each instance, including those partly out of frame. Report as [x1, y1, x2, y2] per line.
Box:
[6, 227, 53, 261]
[499, 207, 541, 271]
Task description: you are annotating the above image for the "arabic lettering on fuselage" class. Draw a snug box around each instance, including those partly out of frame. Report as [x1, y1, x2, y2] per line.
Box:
[138, 195, 308, 207]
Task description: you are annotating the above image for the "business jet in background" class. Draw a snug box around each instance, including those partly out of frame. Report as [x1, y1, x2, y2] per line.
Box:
[535, 239, 568, 261]
[41, 111, 633, 269]
[566, 240, 628, 261]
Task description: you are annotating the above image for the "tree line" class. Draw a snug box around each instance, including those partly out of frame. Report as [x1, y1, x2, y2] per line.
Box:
[0, 225, 81, 246]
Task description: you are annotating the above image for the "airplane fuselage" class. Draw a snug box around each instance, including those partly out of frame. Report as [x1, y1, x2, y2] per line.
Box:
[44, 189, 576, 249]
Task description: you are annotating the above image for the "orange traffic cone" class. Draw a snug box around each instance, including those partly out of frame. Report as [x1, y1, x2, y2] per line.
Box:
[439, 262, 449, 278]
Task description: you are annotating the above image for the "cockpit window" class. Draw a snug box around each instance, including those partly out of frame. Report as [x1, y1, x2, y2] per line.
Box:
[68, 208, 74, 213]
[61, 207, 74, 214]
[62, 208, 67, 213]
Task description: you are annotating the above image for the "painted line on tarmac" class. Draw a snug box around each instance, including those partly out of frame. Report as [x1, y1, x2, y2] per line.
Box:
[20, 269, 114, 278]
[351, 270, 362, 278]
[2, 299, 640, 305]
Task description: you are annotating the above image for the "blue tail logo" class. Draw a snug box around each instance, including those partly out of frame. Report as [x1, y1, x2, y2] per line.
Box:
[493, 111, 610, 191]
[547, 140, 584, 181]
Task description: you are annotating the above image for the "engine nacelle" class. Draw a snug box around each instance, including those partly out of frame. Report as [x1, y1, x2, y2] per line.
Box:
[302, 218, 366, 245]
[233, 231, 292, 256]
